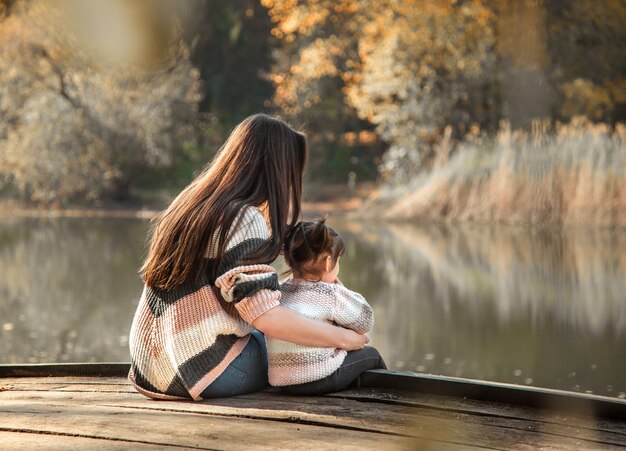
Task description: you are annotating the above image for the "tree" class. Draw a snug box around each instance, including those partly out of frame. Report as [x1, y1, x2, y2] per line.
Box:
[179, 0, 275, 125]
[263, 0, 496, 183]
[546, 0, 626, 123]
[0, 1, 202, 203]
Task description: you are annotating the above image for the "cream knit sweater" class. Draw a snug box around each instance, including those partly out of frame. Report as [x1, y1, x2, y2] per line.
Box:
[267, 279, 374, 387]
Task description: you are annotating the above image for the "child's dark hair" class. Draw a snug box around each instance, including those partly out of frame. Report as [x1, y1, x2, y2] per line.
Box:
[283, 218, 344, 279]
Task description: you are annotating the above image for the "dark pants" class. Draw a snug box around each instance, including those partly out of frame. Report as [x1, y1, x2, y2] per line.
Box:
[200, 330, 269, 398]
[281, 346, 387, 396]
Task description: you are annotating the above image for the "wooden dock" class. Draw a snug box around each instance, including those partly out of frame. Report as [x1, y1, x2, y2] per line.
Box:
[1, 365, 625, 449]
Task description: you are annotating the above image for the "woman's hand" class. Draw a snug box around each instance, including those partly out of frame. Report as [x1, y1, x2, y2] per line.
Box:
[339, 329, 369, 351]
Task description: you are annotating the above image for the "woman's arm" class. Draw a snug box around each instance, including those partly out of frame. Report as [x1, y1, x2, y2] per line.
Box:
[215, 207, 367, 350]
[253, 305, 369, 351]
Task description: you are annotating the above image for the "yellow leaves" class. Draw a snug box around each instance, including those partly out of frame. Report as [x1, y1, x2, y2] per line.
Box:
[2, 66, 20, 83]
[268, 0, 496, 169]
[333, 1, 357, 14]
[559, 79, 614, 121]
[607, 78, 626, 105]
[340, 130, 377, 146]
[282, 13, 301, 34]
[358, 130, 377, 145]
[362, 22, 379, 36]
[343, 131, 357, 145]
[495, 1, 548, 69]
[267, 0, 333, 38]
[349, 73, 362, 83]
[271, 74, 285, 85]
[294, 41, 339, 78]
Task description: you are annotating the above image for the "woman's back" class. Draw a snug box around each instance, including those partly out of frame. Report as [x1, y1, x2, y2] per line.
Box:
[129, 206, 279, 400]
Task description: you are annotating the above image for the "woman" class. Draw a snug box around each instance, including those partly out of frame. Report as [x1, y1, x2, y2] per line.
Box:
[129, 114, 368, 400]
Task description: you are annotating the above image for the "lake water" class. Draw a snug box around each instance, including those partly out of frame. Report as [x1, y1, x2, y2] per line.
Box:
[1, 216, 625, 398]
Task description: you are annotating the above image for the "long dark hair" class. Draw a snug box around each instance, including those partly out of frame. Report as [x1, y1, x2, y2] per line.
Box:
[283, 218, 345, 280]
[141, 114, 307, 290]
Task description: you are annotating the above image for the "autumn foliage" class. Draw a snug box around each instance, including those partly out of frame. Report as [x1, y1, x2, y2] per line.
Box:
[264, 0, 495, 180]
[264, 0, 625, 181]
[0, 1, 201, 203]
[1, 0, 625, 221]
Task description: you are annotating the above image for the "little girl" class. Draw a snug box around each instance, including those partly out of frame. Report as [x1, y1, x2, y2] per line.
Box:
[267, 218, 386, 395]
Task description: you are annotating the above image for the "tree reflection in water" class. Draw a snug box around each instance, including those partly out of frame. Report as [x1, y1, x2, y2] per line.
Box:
[336, 221, 626, 398]
[0, 217, 146, 364]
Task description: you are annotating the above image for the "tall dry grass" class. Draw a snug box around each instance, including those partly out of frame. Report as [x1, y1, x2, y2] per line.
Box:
[377, 118, 626, 225]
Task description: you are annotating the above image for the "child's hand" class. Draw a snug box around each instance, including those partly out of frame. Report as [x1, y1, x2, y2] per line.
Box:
[333, 278, 343, 286]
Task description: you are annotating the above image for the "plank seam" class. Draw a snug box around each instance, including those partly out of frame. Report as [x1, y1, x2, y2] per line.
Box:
[0, 426, 218, 450]
[7, 388, 136, 394]
[105, 403, 411, 438]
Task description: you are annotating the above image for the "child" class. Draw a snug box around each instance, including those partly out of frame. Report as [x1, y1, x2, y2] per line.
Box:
[267, 218, 386, 395]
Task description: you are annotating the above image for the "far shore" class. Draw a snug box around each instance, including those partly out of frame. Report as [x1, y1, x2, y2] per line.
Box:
[4, 197, 626, 229]
[0, 196, 366, 221]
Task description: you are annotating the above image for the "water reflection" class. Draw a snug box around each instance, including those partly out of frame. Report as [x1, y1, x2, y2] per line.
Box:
[0, 217, 146, 363]
[0, 217, 624, 397]
[337, 221, 626, 398]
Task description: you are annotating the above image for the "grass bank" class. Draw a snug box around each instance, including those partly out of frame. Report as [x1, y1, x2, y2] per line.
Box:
[0, 184, 369, 220]
[364, 119, 626, 225]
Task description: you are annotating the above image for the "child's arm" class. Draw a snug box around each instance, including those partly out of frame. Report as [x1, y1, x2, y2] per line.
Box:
[331, 284, 374, 334]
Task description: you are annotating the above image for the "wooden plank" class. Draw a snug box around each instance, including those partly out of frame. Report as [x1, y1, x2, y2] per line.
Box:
[0, 399, 571, 450]
[0, 431, 188, 449]
[0, 400, 415, 450]
[233, 392, 626, 448]
[3, 374, 626, 448]
[4, 377, 626, 437]
[4, 382, 137, 393]
[2, 376, 131, 387]
[2, 384, 623, 449]
[3, 364, 624, 421]
[0, 389, 413, 437]
[0, 363, 129, 378]
[361, 370, 626, 420]
[328, 388, 626, 437]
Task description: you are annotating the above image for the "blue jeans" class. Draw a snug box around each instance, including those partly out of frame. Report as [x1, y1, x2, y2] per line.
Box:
[200, 330, 269, 398]
[281, 346, 387, 396]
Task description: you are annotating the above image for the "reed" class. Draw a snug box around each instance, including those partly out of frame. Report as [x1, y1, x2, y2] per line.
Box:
[378, 118, 626, 225]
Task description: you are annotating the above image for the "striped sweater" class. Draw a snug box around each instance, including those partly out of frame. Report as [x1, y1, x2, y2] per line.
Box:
[128, 206, 280, 400]
[267, 279, 374, 387]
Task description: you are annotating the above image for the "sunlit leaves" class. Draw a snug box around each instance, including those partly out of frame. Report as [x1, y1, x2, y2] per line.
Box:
[265, 0, 496, 183]
[559, 79, 613, 121]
